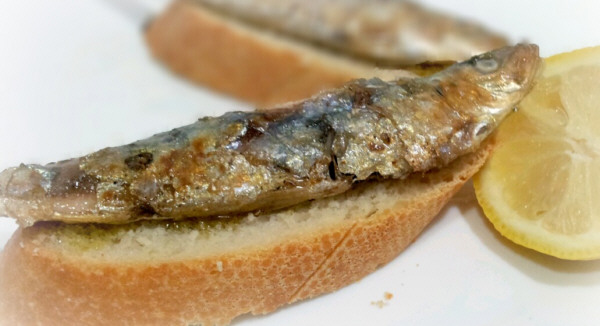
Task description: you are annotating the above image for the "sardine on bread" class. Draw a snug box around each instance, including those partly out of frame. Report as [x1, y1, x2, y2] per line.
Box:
[0, 45, 541, 326]
[0, 45, 540, 226]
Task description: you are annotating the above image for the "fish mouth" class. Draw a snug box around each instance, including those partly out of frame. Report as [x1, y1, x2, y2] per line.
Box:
[481, 43, 542, 88]
[496, 44, 543, 110]
[501, 43, 541, 82]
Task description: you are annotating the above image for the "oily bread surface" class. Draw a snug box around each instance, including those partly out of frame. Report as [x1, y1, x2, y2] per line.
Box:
[0, 140, 493, 326]
[145, 0, 414, 108]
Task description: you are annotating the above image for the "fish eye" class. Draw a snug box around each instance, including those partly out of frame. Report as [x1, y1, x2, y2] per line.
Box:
[475, 58, 499, 73]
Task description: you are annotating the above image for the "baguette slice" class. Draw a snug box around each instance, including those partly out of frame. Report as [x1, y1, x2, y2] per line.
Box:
[145, 0, 428, 107]
[0, 140, 493, 326]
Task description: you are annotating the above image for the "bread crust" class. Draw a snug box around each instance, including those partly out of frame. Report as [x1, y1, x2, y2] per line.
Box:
[0, 141, 493, 326]
[145, 0, 414, 108]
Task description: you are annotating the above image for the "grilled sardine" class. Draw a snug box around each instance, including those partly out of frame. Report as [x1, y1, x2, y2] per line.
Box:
[0, 45, 541, 226]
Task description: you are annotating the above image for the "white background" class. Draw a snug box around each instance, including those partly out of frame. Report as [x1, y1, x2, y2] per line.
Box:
[1, 1, 600, 325]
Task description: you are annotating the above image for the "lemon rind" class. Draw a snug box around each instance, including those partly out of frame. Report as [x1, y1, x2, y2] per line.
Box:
[474, 172, 600, 260]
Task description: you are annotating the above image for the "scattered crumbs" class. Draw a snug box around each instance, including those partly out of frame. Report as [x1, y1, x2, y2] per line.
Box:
[216, 261, 223, 272]
[371, 300, 387, 308]
[371, 291, 394, 308]
[416, 263, 419, 267]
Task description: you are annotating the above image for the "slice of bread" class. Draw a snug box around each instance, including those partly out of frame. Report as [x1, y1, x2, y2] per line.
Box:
[0, 140, 493, 326]
[145, 0, 418, 108]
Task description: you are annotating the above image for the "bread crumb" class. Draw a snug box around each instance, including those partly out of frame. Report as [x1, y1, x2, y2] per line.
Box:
[216, 261, 223, 272]
[371, 291, 394, 308]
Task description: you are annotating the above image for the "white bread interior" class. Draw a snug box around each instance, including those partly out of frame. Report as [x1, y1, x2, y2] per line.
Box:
[0, 139, 494, 326]
[144, 0, 416, 108]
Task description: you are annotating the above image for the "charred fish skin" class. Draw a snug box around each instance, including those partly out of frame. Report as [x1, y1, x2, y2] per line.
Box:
[194, 0, 508, 65]
[0, 45, 541, 226]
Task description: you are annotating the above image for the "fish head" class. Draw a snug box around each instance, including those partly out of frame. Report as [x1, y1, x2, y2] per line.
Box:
[434, 44, 542, 144]
[466, 43, 541, 96]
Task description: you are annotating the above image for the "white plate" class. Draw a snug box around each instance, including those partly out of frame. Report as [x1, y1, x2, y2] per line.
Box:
[1, 1, 600, 325]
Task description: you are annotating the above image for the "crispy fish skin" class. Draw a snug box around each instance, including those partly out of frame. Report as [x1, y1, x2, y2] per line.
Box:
[194, 0, 508, 65]
[0, 45, 541, 226]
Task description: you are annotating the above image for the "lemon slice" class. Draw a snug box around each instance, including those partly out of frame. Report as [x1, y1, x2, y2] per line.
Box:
[474, 46, 600, 260]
